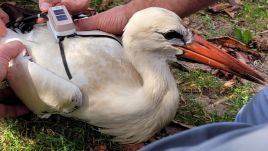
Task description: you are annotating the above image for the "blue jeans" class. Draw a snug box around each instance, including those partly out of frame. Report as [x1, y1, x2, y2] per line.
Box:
[235, 86, 268, 125]
[140, 86, 268, 151]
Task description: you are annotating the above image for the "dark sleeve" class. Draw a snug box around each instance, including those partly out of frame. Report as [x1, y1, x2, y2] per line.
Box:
[140, 122, 268, 151]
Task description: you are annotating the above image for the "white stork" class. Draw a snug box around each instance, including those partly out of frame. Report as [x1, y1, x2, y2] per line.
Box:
[0, 7, 264, 143]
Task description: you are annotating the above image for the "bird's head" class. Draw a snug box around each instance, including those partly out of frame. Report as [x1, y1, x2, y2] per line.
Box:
[123, 7, 265, 84]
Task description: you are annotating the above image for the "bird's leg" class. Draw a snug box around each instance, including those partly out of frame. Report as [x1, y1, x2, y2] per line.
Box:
[7, 50, 83, 116]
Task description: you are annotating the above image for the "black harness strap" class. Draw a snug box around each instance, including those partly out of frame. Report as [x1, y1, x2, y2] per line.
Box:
[58, 33, 122, 80]
[58, 37, 73, 79]
[67, 33, 122, 46]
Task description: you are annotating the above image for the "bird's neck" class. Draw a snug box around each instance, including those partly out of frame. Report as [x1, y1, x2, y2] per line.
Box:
[125, 49, 179, 138]
[128, 51, 179, 104]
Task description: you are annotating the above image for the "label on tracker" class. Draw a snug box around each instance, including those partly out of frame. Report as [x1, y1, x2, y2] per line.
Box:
[47, 5, 75, 40]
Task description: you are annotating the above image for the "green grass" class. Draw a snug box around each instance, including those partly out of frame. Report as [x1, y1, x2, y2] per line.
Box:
[1, 0, 38, 9]
[0, 115, 121, 151]
[175, 70, 224, 93]
[173, 69, 254, 125]
[189, 0, 268, 39]
[106, 0, 130, 8]
[0, 0, 267, 150]
[90, 0, 130, 11]
[90, 0, 102, 11]
[176, 0, 267, 126]
[238, 1, 268, 32]
[176, 81, 254, 125]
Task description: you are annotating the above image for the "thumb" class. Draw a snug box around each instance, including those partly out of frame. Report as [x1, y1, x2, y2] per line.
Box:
[0, 41, 26, 81]
[39, 2, 52, 12]
[39, 0, 61, 12]
[74, 15, 99, 31]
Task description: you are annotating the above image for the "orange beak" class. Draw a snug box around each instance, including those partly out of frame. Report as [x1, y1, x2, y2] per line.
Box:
[177, 34, 266, 84]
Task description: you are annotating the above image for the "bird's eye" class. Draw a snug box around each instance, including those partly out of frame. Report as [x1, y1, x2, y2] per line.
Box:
[163, 30, 184, 40]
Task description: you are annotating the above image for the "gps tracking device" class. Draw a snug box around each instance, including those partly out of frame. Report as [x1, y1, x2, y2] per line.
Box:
[47, 6, 76, 41]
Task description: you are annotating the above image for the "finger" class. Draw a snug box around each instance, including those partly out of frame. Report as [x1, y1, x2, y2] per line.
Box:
[39, 0, 61, 12]
[0, 8, 9, 24]
[0, 104, 30, 118]
[39, 2, 51, 12]
[36, 17, 47, 24]
[62, 0, 89, 13]
[0, 19, 7, 37]
[0, 88, 13, 102]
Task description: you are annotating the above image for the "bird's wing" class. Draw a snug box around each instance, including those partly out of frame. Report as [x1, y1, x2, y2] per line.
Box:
[8, 50, 82, 116]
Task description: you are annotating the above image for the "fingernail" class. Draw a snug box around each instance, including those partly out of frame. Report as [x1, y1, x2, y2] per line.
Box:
[40, 3, 51, 12]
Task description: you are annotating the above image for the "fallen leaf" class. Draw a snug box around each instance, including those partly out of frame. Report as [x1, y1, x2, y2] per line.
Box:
[82, 7, 97, 16]
[252, 35, 268, 51]
[257, 30, 268, 35]
[182, 17, 190, 26]
[234, 51, 250, 64]
[208, 3, 240, 18]
[237, 20, 247, 27]
[209, 3, 230, 12]
[212, 69, 233, 80]
[228, 0, 242, 7]
[224, 79, 237, 88]
[208, 36, 261, 58]
[122, 143, 144, 151]
[190, 28, 204, 35]
[224, 7, 236, 18]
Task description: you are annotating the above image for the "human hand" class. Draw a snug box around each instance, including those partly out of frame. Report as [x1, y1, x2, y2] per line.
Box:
[39, 0, 89, 13]
[0, 8, 9, 37]
[0, 41, 30, 118]
[37, 0, 89, 23]
[75, 5, 132, 35]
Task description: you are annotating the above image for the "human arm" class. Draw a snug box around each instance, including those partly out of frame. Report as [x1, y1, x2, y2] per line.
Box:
[128, 0, 217, 18]
[75, 0, 218, 35]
